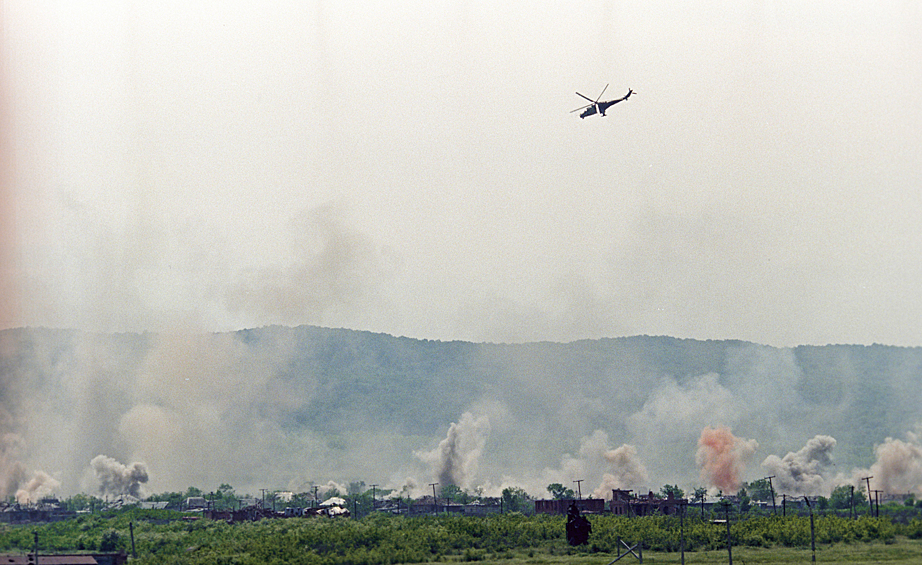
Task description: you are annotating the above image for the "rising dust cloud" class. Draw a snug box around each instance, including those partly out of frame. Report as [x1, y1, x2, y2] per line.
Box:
[2, 328, 922, 503]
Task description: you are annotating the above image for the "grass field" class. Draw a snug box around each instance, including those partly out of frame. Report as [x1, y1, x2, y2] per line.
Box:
[3, 511, 922, 565]
[428, 538, 922, 565]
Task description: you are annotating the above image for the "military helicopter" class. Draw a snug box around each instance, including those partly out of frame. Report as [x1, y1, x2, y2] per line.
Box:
[571, 84, 633, 118]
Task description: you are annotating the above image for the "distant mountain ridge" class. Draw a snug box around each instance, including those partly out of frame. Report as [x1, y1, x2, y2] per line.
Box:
[1, 326, 920, 496]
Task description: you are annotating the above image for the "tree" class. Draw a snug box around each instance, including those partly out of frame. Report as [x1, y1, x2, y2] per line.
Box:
[502, 486, 532, 513]
[692, 487, 708, 504]
[213, 484, 236, 510]
[744, 478, 773, 502]
[660, 484, 685, 499]
[737, 487, 751, 512]
[99, 530, 121, 552]
[145, 491, 185, 509]
[63, 493, 102, 512]
[547, 483, 576, 500]
[829, 484, 867, 511]
[692, 487, 708, 517]
[441, 484, 471, 504]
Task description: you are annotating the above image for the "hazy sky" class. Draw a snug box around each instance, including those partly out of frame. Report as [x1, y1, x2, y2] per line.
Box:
[3, 1, 921, 346]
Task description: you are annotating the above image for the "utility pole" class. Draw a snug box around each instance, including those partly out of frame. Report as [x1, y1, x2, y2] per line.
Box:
[573, 479, 584, 501]
[861, 476, 873, 515]
[429, 483, 439, 514]
[313, 486, 319, 508]
[370, 484, 378, 511]
[804, 497, 816, 564]
[872, 490, 883, 518]
[679, 503, 686, 565]
[260, 488, 268, 510]
[764, 476, 777, 516]
[129, 521, 137, 559]
[849, 485, 855, 519]
[723, 501, 733, 565]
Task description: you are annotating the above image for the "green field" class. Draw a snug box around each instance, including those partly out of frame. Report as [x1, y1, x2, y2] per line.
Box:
[2, 511, 921, 565]
[457, 540, 922, 565]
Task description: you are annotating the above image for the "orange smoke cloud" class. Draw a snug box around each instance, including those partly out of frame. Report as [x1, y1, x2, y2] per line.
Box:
[696, 425, 758, 493]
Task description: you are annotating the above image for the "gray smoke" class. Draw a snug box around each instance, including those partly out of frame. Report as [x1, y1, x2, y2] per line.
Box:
[761, 435, 836, 496]
[91, 455, 149, 498]
[0, 431, 26, 498]
[416, 412, 490, 489]
[594, 444, 649, 498]
[226, 203, 388, 328]
[3, 328, 922, 499]
[15, 470, 61, 504]
[859, 430, 922, 495]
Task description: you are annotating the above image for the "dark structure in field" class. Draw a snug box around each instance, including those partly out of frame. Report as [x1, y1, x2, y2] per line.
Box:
[565, 502, 592, 545]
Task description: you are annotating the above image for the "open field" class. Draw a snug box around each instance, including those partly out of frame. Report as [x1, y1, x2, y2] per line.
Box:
[2, 511, 922, 565]
[438, 539, 922, 565]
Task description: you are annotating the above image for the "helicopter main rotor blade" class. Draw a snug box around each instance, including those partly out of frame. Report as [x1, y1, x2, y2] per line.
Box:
[595, 83, 609, 102]
[570, 103, 593, 113]
[575, 92, 596, 104]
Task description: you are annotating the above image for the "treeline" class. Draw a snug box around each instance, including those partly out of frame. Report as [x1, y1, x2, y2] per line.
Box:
[139, 483, 536, 516]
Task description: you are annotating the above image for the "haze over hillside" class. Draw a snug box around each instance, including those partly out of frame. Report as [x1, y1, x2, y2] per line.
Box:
[2, 326, 921, 503]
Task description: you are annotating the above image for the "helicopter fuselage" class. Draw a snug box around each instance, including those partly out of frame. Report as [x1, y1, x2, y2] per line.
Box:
[579, 105, 599, 119]
[574, 88, 632, 118]
[579, 100, 620, 119]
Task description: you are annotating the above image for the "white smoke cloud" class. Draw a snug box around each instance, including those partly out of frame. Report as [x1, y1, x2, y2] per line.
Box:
[594, 444, 649, 498]
[91, 455, 149, 498]
[3, 327, 922, 502]
[854, 429, 922, 495]
[761, 435, 836, 496]
[626, 373, 743, 488]
[225, 203, 390, 329]
[0, 431, 27, 498]
[500, 430, 649, 499]
[15, 470, 61, 504]
[416, 412, 491, 489]
[387, 477, 425, 499]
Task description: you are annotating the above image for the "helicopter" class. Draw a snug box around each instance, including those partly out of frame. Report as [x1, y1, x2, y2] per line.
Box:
[571, 84, 633, 118]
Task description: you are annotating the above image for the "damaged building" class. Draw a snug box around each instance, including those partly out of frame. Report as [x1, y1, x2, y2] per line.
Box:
[609, 489, 688, 516]
[534, 498, 606, 515]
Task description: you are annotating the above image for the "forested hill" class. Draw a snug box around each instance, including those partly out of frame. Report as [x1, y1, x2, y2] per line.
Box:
[2, 326, 920, 495]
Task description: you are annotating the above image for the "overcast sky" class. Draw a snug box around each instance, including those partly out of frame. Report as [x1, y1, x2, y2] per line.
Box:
[2, 1, 921, 346]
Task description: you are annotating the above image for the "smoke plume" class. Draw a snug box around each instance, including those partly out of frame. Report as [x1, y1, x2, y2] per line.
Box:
[417, 412, 490, 489]
[226, 203, 388, 328]
[15, 471, 61, 504]
[594, 444, 649, 498]
[520, 431, 648, 499]
[761, 435, 836, 496]
[864, 431, 922, 495]
[3, 328, 922, 500]
[696, 426, 758, 493]
[318, 480, 347, 497]
[91, 455, 149, 498]
[1, 432, 27, 498]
